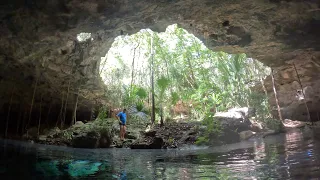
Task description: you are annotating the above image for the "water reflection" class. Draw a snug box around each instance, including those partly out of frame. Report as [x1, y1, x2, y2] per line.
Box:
[0, 129, 320, 179]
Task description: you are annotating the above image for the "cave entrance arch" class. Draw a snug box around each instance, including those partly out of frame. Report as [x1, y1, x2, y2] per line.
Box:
[98, 24, 271, 123]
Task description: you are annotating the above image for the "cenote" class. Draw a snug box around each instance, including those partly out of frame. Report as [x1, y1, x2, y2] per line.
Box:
[1, 0, 320, 179]
[1, 129, 320, 179]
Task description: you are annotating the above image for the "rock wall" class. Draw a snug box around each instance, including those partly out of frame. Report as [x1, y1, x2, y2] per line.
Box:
[0, 0, 319, 135]
[262, 54, 320, 121]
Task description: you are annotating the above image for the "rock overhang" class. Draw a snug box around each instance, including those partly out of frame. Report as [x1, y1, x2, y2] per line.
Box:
[0, 0, 319, 127]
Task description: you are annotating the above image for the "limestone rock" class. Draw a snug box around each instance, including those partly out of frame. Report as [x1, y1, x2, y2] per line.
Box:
[24, 127, 38, 138]
[74, 121, 85, 127]
[282, 119, 306, 129]
[145, 130, 157, 137]
[239, 130, 255, 141]
[125, 131, 140, 140]
[131, 136, 164, 149]
[262, 130, 277, 138]
[38, 135, 47, 142]
[46, 127, 61, 138]
[214, 107, 253, 131]
[1, 0, 319, 136]
[72, 131, 100, 148]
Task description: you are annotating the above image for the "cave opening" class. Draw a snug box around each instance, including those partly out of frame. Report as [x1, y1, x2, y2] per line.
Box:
[99, 24, 271, 124]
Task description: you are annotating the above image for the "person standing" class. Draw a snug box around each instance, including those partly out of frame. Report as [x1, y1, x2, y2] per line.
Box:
[116, 109, 127, 141]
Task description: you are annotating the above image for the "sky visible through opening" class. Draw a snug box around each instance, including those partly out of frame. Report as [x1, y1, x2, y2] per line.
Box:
[98, 24, 270, 94]
[99, 24, 211, 86]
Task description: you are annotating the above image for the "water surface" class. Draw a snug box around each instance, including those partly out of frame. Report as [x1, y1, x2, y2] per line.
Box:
[1, 129, 320, 179]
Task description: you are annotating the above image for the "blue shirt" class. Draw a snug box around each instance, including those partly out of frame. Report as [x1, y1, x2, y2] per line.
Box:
[117, 112, 127, 124]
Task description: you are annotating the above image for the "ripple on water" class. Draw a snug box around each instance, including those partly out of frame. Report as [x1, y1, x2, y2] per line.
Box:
[0, 129, 320, 179]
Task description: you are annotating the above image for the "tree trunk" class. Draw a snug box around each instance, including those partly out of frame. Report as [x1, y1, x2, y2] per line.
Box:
[5, 86, 15, 138]
[271, 69, 283, 121]
[293, 63, 311, 122]
[71, 88, 80, 126]
[151, 38, 156, 124]
[160, 105, 164, 127]
[37, 93, 43, 137]
[130, 43, 140, 91]
[27, 75, 39, 129]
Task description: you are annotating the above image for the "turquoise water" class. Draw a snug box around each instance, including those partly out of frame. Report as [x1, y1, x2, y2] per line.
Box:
[1, 129, 320, 179]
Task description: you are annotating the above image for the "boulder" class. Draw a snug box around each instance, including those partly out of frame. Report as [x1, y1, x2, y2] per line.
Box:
[48, 118, 115, 148]
[24, 127, 38, 138]
[131, 136, 164, 149]
[250, 122, 263, 132]
[72, 131, 101, 148]
[262, 130, 277, 138]
[74, 121, 84, 127]
[214, 107, 253, 143]
[145, 130, 156, 137]
[215, 109, 252, 132]
[46, 127, 61, 138]
[239, 130, 255, 140]
[125, 131, 140, 140]
[282, 119, 306, 129]
[38, 135, 47, 142]
[228, 107, 256, 119]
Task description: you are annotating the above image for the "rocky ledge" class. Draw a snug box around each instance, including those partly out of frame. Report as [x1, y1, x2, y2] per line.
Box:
[20, 107, 315, 149]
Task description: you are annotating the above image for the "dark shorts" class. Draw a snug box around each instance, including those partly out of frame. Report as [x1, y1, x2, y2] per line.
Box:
[119, 122, 126, 126]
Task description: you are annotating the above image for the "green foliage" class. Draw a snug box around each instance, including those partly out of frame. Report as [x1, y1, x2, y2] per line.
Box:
[100, 24, 272, 125]
[135, 87, 147, 99]
[196, 112, 222, 145]
[97, 107, 108, 120]
[171, 92, 179, 105]
[195, 136, 209, 145]
[157, 76, 170, 93]
[264, 118, 283, 132]
[136, 101, 144, 112]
